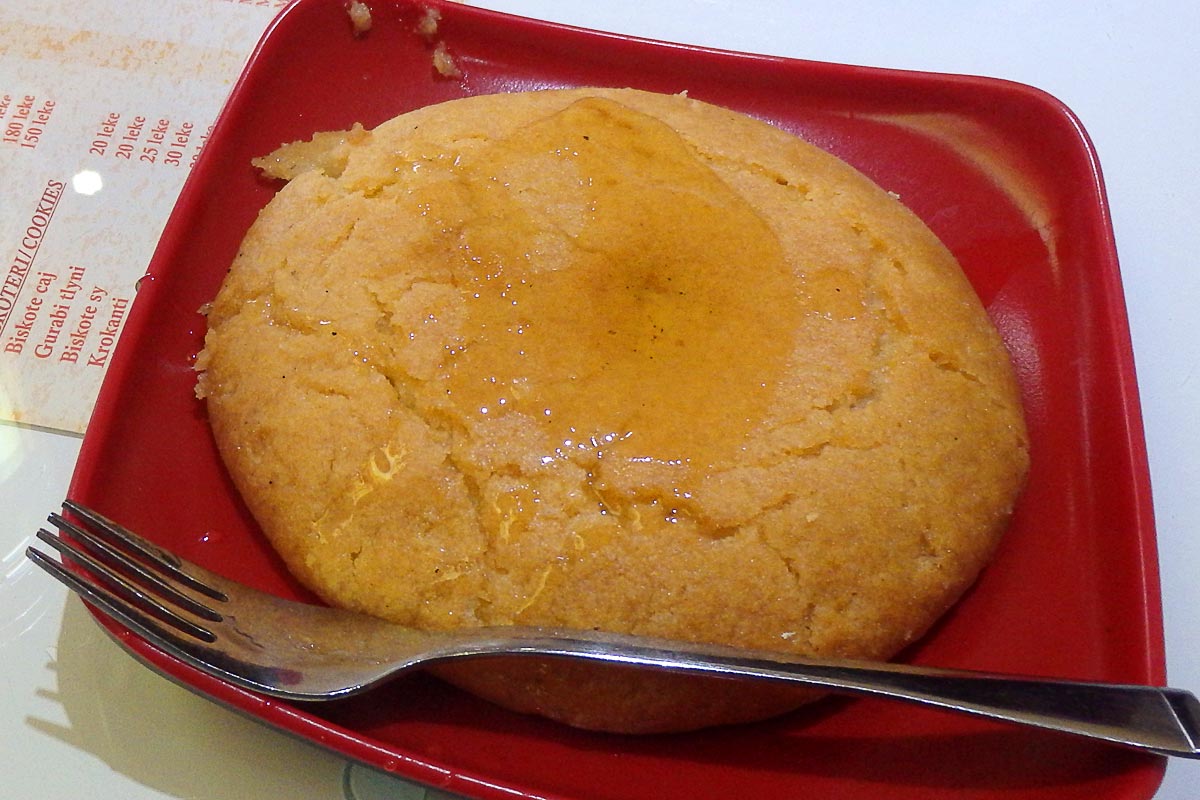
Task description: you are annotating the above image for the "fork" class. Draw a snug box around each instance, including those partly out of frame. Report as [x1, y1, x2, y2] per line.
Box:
[25, 500, 1200, 758]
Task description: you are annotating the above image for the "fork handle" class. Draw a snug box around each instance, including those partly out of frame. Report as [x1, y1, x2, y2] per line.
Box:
[466, 631, 1200, 758]
[746, 659, 1200, 758]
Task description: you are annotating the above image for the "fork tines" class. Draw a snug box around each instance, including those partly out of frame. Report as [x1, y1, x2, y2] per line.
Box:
[26, 501, 226, 644]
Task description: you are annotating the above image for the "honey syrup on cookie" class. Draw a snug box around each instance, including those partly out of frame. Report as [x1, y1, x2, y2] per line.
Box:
[433, 98, 806, 517]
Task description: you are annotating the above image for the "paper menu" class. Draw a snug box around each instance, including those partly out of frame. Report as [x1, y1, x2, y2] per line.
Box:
[0, 0, 288, 434]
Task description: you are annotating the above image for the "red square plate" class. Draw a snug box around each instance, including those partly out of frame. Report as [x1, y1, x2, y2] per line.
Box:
[69, 0, 1164, 797]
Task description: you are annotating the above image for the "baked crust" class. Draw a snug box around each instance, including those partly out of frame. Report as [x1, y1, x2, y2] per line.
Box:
[197, 88, 1029, 732]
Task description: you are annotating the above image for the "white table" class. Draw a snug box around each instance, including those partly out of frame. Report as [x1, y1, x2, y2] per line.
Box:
[4, 2, 1198, 797]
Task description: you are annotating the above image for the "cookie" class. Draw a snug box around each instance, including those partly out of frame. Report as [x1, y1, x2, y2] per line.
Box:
[196, 87, 1029, 732]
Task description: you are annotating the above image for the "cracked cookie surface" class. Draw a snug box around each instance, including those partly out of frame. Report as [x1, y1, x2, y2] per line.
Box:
[196, 87, 1028, 732]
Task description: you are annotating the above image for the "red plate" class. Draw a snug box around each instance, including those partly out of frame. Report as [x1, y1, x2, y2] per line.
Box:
[70, 0, 1164, 797]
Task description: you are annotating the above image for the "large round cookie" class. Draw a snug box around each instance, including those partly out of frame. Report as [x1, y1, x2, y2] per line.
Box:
[196, 87, 1029, 732]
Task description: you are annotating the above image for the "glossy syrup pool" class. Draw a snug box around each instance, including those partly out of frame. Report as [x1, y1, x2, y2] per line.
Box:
[426, 98, 806, 502]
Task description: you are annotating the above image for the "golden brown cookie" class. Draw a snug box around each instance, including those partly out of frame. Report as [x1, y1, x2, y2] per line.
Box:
[196, 87, 1028, 732]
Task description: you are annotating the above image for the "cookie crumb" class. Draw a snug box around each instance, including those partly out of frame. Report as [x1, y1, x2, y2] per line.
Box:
[347, 1, 372, 35]
[417, 6, 440, 39]
[432, 40, 461, 78]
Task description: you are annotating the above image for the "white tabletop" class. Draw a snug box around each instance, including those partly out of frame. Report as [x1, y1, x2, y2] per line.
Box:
[4, 1, 1198, 798]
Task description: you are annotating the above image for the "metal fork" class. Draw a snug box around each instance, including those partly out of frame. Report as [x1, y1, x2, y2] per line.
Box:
[25, 500, 1200, 758]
